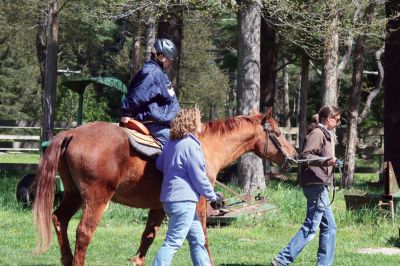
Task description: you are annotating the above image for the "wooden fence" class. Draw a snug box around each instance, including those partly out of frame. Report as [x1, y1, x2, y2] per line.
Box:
[280, 126, 383, 151]
[279, 126, 384, 174]
[0, 120, 77, 152]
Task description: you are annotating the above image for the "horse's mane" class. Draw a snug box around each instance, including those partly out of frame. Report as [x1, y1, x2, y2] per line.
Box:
[201, 114, 263, 136]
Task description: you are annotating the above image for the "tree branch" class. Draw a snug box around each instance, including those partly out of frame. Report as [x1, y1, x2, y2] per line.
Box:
[337, 3, 361, 79]
[358, 45, 384, 124]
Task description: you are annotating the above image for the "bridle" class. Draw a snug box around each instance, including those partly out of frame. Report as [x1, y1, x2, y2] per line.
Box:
[262, 122, 297, 169]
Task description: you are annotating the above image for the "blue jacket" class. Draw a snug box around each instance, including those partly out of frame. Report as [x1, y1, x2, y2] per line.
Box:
[121, 60, 180, 126]
[156, 134, 217, 203]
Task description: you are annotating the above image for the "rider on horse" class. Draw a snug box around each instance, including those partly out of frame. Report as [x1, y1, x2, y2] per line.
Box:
[120, 38, 180, 146]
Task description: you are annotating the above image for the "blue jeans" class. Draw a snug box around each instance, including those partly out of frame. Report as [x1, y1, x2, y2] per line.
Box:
[153, 201, 211, 266]
[147, 124, 170, 146]
[275, 185, 336, 266]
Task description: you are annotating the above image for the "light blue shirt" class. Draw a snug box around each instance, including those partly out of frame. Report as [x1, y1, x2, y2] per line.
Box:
[156, 133, 217, 203]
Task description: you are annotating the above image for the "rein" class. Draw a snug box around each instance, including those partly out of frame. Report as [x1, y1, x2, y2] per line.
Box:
[261, 121, 343, 206]
[262, 123, 296, 169]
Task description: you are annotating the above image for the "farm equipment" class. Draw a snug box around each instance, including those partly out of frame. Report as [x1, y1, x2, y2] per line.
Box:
[15, 77, 127, 206]
[344, 161, 400, 224]
[207, 180, 277, 225]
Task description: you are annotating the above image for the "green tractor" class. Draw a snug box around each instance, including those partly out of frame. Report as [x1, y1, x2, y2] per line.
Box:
[16, 77, 127, 207]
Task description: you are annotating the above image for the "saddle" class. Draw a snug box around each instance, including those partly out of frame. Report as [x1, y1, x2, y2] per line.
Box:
[120, 119, 162, 159]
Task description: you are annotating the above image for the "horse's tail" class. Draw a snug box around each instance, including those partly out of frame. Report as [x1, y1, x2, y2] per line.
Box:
[33, 131, 72, 254]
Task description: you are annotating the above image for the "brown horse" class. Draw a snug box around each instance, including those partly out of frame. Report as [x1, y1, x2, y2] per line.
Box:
[33, 109, 297, 266]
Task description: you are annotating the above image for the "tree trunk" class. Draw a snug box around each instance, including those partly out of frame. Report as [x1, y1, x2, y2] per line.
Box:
[274, 69, 283, 123]
[236, 0, 264, 193]
[260, 16, 278, 177]
[282, 58, 291, 127]
[298, 50, 310, 151]
[41, 0, 60, 143]
[323, 0, 339, 107]
[260, 14, 277, 111]
[157, 12, 183, 96]
[343, 1, 377, 188]
[130, 13, 141, 82]
[384, 0, 400, 182]
[145, 15, 156, 62]
[297, 51, 310, 179]
[35, 2, 47, 87]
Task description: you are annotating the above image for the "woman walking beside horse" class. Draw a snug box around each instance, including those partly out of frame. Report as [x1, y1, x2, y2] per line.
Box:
[153, 108, 220, 266]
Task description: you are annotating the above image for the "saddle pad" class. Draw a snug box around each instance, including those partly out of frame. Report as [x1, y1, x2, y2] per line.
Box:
[123, 128, 161, 158]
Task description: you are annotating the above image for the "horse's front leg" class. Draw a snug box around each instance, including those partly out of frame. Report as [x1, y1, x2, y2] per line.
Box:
[196, 196, 213, 265]
[130, 208, 166, 266]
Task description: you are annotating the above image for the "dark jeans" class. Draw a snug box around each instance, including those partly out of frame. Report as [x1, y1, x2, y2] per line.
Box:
[147, 123, 170, 146]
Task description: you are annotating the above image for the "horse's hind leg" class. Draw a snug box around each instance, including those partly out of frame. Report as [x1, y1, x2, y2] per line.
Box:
[52, 190, 82, 266]
[130, 208, 166, 266]
[52, 165, 82, 266]
[72, 197, 112, 266]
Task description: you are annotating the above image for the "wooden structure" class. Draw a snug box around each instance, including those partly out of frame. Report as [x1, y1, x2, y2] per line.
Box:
[344, 161, 400, 224]
[0, 120, 77, 152]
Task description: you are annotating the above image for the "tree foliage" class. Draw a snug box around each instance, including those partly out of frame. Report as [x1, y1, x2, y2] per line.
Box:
[0, 1, 41, 120]
[0, 0, 390, 135]
[179, 11, 231, 119]
[263, 0, 386, 59]
[56, 85, 111, 122]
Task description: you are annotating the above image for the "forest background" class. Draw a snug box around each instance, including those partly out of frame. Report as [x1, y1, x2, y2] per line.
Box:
[1, 0, 400, 191]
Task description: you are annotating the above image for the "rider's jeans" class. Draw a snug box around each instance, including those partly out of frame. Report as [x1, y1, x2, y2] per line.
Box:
[275, 185, 336, 266]
[153, 201, 211, 266]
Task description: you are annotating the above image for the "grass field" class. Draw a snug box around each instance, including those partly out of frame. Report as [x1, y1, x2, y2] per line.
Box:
[0, 169, 399, 266]
[0, 152, 40, 164]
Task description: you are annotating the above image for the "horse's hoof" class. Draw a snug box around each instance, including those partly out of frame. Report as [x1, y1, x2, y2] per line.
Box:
[128, 256, 145, 266]
[60, 256, 73, 266]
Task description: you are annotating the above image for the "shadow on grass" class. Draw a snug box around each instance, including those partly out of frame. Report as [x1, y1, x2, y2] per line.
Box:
[220, 264, 266, 266]
[387, 235, 400, 248]
[19, 264, 57, 266]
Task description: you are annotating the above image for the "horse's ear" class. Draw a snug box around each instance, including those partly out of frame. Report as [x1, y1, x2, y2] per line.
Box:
[266, 107, 273, 119]
[261, 107, 273, 125]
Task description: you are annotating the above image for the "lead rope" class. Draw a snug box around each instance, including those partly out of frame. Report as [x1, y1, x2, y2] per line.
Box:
[322, 161, 343, 207]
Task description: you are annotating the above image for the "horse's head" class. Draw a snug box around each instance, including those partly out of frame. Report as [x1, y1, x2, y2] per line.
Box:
[252, 108, 297, 166]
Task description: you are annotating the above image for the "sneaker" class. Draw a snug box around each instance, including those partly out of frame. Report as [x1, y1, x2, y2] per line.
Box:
[271, 260, 285, 266]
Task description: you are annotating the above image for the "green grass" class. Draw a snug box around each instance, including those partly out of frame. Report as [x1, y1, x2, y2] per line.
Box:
[0, 170, 399, 265]
[0, 152, 40, 164]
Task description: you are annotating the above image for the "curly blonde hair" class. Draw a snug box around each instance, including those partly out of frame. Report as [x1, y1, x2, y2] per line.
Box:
[170, 108, 201, 140]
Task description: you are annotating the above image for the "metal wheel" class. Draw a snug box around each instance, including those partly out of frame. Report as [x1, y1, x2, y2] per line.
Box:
[16, 173, 36, 208]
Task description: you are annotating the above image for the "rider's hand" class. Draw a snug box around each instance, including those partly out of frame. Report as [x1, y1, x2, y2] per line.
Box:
[327, 157, 337, 167]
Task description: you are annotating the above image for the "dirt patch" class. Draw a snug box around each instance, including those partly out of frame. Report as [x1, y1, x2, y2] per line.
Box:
[357, 247, 400, 255]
